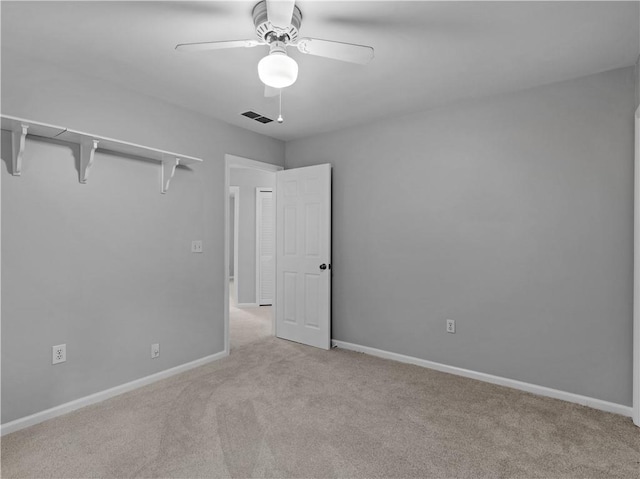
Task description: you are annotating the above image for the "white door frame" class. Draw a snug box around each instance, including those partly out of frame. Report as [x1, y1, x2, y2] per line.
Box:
[229, 186, 240, 303]
[224, 154, 283, 355]
[633, 105, 639, 427]
[256, 187, 274, 307]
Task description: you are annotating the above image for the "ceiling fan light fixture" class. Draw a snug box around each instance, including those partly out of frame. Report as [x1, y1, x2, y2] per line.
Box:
[258, 51, 298, 89]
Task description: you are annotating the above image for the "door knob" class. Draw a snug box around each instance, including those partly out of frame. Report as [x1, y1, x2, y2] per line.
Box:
[319, 263, 328, 270]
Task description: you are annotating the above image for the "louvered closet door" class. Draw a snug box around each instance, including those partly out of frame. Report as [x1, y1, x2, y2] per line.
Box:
[257, 189, 275, 305]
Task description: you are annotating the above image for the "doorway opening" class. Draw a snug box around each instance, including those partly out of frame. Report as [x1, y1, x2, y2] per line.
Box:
[224, 155, 282, 354]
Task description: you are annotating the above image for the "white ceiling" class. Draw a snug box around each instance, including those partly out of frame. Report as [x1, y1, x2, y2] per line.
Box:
[2, 1, 638, 141]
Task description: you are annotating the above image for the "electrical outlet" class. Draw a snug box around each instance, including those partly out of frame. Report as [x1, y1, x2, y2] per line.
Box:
[151, 343, 160, 359]
[446, 319, 456, 334]
[52, 344, 66, 364]
[191, 240, 203, 253]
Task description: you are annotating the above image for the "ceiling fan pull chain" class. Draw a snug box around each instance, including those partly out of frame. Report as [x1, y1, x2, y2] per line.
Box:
[277, 89, 284, 124]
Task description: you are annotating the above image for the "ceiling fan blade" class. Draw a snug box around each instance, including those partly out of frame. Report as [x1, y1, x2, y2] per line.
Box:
[264, 85, 280, 98]
[266, 0, 295, 29]
[295, 38, 374, 65]
[175, 39, 262, 52]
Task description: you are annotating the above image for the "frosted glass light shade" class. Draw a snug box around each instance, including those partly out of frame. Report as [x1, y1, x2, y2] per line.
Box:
[258, 52, 298, 89]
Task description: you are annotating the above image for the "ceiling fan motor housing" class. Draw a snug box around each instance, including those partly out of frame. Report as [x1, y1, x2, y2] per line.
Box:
[252, 0, 302, 44]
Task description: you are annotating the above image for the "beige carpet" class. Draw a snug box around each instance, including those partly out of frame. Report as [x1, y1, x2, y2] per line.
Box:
[2, 307, 639, 478]
[228, 282, 272, 350]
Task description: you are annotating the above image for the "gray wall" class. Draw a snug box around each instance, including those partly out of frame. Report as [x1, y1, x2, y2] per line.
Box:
[1, 52, 284, 423]
[230, 168, 275, 304]
[286, 67, 635, 406]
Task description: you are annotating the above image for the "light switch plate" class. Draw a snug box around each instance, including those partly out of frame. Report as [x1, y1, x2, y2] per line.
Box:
[191, 240, 203, 253]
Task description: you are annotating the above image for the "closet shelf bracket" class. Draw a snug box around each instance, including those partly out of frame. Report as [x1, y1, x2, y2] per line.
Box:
[161, 156, 181, 194]
[80, 138, 99, 184]
[11, 123, 28, 176]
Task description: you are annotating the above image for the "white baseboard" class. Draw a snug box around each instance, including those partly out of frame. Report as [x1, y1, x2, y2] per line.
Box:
[332, 340, 633, 418]
[236, 302, 259, 308]
[0, 350, 228, 436]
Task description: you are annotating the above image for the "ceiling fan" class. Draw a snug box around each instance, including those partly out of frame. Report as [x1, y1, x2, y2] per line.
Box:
[175, 0, 374, 96]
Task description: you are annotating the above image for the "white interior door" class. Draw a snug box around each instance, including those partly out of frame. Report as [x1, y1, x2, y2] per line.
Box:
[257, 188, 274, 305]
[276, 164, 331, 350]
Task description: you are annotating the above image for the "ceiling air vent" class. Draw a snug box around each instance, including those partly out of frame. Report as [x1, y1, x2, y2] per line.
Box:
[241, 110, 274, 124]
[255, 116, 273, 124]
